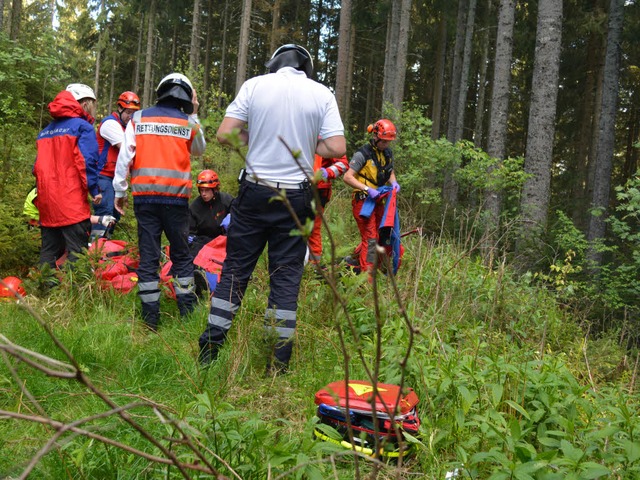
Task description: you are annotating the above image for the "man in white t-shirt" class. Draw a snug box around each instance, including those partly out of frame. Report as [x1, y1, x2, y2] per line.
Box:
[199, 44, 346, 372]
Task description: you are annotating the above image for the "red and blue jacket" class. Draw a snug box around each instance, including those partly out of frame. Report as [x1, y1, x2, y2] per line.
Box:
[97, 112, 125, 178]
[33, 90, 99, 227]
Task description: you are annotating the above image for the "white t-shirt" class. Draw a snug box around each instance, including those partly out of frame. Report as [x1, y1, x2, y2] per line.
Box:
[225, 67, 344, 184]
[99, 116, 125, 147]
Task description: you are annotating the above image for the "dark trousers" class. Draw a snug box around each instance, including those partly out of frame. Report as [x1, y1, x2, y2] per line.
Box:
[199, 181, 313, 356]
[134, 202, 196, 325]
[39, 219, 91, 268]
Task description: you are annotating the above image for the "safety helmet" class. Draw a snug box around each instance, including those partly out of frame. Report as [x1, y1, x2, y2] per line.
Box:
[196, 170, 220, 189]
[0, 276, 26, 299]
[156, 73, 194, 114]
[265, 44, 314, 78]
[368, 119, 397, 141]
[66, 83, 96, 101]
[117, 91, 141, 111]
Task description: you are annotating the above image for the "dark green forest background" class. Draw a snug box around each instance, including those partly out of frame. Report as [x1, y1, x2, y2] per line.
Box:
[0, 0, 638, 337]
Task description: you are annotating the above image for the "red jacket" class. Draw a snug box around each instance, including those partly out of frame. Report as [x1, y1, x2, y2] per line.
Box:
[33, 90, 99, 227]
[314, 154, 349, 189]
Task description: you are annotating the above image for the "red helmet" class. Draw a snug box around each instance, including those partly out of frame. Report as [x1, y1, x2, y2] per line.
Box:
[117, 91, 141, 111]
[368, 119, 397, 141]
[197, 170, 220, 189]
[0, 276, 26, 299]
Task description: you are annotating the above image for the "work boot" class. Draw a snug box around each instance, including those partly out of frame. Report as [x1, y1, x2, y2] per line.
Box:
[198, 342, 220, 367]
[177, 292, 198, 317]
[267, 340, 293, 376]
[141, 302, 160, 332]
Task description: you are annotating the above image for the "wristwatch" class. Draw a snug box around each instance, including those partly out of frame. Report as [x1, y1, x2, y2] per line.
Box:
[363, 186, 369, 193]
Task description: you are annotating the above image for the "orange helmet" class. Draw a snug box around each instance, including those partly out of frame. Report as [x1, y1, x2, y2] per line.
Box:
[368, 119, 397, 141]
[0, 276, 26, 299]
[197, 170, 220, 189]
[117, 91, 141, 111]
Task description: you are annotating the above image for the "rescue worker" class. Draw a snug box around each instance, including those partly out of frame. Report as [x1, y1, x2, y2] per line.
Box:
[113, 73, 206, 331]
[308, 153, 349, 264]
[188, 169, 234, 257]
[92, 91, 141, 239]
[33, 83, 102, 269]
[343, 119, 400, 275]
[23, 186, 39, 228]
[198, 44, 346, 372]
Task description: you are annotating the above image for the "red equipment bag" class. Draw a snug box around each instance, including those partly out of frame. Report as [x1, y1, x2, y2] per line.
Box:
[313, 380, 420, 458]
[89, 238, 139, 292]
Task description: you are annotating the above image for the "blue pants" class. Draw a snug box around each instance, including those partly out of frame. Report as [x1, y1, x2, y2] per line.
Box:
[199, 181, 313, 355]
[134, 202, 196, 326]
[91, 175, 121, 237]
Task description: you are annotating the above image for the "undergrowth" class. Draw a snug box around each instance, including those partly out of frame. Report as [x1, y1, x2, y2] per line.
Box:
[1, 197, 638, 478]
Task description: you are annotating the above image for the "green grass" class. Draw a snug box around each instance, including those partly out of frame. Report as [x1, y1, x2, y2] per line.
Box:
[1, 198, 640, 478]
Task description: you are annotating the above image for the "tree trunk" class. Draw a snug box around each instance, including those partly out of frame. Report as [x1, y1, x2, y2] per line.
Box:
[483, 0, 515, 245]
[344, 24, 356, 122]
[133, 12, 144, 94]
[586, 0, 625, 266]
[10, 0, 21, 40]
[270, 0, 281, 53]
[0, 0, 4, 32]
[189, 0, 202, 73]
[143, 0, 157, 107]
[431, 14, 447, 140]
[109, 53, 116, 108]
[382, 0, 400, 110]
[203, 0, 214, 115]
[473, 0, 493, 149]
[218, 0, 230, 106]
[236, 0, 252, 94]
[446, 0, 468, 142]
[518, 0, 563, 259]
[571, 15, 602, 230]
[94, 0, 106, 103]
[452, 0, 476, 142]
[391, 0, 412, 112]
[335, 0, 352, 116]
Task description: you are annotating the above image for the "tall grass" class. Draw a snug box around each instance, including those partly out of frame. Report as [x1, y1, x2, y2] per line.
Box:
[1, 197, 638, 479]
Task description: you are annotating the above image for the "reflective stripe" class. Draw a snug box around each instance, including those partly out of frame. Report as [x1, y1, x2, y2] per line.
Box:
[264, 308, 296, 339]
[207, 297, 239, 332]
[274, 326, 295, 339]
[264, 308, 296, 321]
[138, 281, 161, 303]
[132, 183, 191, 196]
[139, 291, 161, 303]
[210, 297, 239, 314]
[138, 281, 159, 291]
[174, 276, 195, 295]
[131, 168, 191, 180]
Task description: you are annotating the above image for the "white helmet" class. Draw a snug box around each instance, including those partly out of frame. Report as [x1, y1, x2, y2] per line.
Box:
[66, 83, 96, 101]
[156, 73, 194, 113]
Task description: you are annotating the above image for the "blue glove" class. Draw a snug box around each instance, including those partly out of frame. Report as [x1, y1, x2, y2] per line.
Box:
[391, 181, 400, 193]
[367, 188, 380, 199]
[188, 235, 195, 244]
[221, 213, 231, 230]
[319, 167, 328, 180]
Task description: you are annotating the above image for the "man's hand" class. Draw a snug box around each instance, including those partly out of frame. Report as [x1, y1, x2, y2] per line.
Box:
[115, 196, 127, 215]
[92, 193, 103, 205]
[99, 215, 116, 227]
[391, 181, 400, 193]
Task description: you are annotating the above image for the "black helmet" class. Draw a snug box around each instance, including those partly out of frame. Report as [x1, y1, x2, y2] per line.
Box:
[265, 44, 313, 78]
[156, 73, 194, 114]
